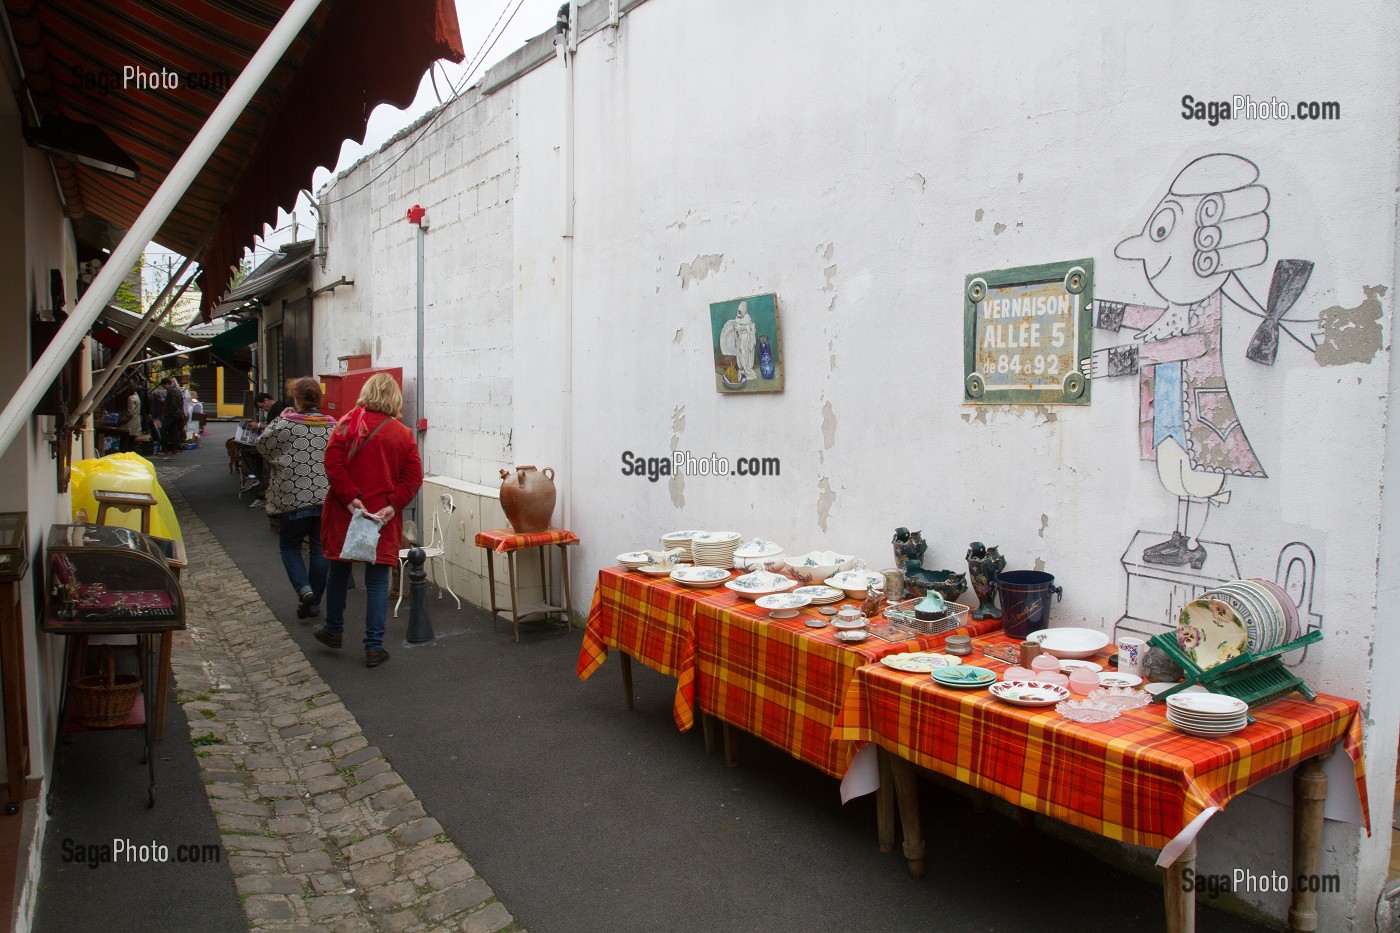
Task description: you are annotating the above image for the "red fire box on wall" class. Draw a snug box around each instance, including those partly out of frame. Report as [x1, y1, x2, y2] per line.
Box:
[320, 360, 403, 416]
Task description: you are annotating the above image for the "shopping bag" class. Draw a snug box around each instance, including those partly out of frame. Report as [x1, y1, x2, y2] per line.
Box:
[341, 511, 383, 562]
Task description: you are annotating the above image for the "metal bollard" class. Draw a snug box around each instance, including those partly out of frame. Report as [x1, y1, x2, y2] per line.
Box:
[405, 547, 436, 644]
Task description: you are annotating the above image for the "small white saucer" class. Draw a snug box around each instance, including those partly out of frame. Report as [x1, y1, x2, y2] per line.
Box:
[834, 630, 870, 643]
[804, 618, 828, 629]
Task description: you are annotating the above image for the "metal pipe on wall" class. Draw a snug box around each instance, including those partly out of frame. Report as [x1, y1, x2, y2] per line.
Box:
[0, 0, 327, 460]
[560, 2, 576, 534]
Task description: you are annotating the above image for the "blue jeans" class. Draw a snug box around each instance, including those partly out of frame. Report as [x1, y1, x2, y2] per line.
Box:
[324, 560, 390, 651]
[278, 507, 327, 602]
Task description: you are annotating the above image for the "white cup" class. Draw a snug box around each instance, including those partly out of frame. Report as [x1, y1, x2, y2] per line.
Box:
[1117, 636, 1147, 676]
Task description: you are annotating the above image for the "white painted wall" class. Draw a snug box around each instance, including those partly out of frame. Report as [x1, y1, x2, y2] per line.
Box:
[316, 1, 1400, 926]
[313, 85, 519, 490]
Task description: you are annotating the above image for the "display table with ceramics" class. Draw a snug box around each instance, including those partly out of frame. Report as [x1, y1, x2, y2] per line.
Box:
[473, 527, 579, 641]
[832, 631, 1369, 933]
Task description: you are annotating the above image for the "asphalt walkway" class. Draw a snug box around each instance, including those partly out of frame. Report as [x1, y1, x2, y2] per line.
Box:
[32, 427, 1277, 932]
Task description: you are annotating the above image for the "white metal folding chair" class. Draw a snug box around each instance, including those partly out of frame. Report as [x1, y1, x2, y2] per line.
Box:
[394, 493, 462, 617]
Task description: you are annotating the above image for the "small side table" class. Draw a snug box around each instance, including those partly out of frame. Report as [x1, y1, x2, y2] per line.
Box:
[94, 489, 157, 534]
[474, 528, 579, 641]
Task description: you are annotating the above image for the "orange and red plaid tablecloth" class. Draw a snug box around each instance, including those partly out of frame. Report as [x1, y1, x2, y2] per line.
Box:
[576, 567, 728, 730]
[833, 634, 1371, 853]
[693, 595, 1001, 779]
[474, 528, 580, 554]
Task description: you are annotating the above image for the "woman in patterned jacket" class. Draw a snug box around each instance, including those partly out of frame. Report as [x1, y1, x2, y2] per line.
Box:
[256, 377, 337, 619]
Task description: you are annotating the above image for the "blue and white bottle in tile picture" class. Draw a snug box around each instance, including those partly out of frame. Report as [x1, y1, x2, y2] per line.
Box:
[758, 335, 774, 379]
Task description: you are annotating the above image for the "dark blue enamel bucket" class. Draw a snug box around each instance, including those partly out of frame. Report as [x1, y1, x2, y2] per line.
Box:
[996, 570, 1063, 639]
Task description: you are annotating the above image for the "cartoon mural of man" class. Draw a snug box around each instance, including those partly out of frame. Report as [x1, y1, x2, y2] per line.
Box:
[1082, 153, 1316, 569]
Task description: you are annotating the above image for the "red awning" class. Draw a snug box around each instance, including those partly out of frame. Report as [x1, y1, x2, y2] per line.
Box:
[4, 0, 464, 317]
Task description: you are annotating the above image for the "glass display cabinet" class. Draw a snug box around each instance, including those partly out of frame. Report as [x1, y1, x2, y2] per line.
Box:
[42, 524, 184, 632]
[41, 524, 186, 808]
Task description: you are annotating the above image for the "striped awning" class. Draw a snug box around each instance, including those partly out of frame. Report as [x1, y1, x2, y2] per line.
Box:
[4, 0, 464, 318]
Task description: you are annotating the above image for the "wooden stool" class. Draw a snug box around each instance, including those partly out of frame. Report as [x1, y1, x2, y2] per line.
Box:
[473, 528, 580, 642]
[94, 490, 157, 535]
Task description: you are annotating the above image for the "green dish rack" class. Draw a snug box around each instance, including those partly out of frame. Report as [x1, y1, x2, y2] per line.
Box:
[1146, 630, 1322, 723]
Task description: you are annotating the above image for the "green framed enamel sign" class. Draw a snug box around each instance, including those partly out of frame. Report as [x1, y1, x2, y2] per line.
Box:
[963, 258, 1093, 405]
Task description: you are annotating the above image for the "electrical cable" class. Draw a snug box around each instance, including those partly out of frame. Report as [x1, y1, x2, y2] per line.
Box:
[317, 0, 528, 207]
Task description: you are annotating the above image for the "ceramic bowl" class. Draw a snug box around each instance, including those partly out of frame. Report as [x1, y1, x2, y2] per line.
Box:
[1029, 627, 1110, 660]
[787, 551, 856, 585]
[825, 569, 886, 599]
[833, 615, 868, 631]
[724, 570, 797, 600]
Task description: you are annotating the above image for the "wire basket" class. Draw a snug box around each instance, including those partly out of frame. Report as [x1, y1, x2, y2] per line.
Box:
[70, 645, 142, 728]
[883, 598, 972, 637]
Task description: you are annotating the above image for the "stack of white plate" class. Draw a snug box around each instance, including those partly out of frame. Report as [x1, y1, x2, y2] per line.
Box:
[690, 531, 742, 568]
[661, 530, 702, 563]
[792, 585, 844, 605]
[1165, 692, 1249, 736]
[617, 550, 654, 570]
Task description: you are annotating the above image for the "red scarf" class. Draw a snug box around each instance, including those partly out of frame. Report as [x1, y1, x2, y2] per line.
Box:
[336, 406, 378, 460]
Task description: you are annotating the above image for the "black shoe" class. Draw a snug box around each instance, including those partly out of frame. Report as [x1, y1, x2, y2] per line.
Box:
[312, 624, 342, 649]
[297, 590, 319, 620]
[1142, 531, 1188, 566]
[365, 648, 390, 668]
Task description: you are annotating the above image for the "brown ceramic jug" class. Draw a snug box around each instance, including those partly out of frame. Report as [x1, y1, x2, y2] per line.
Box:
[499, 466, 557, 533]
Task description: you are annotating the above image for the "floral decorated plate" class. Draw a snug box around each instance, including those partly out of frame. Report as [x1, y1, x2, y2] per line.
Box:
[617, 551, 654, 566]
[834, 630, 871, 644]
[988, 680, 1071, 707]
[793, 585, 844, 604]
[692, 531, 742, 545]
[662, 530, 703, 542]
[1097, 672, 1143, 688]
[931, 666, 996, 688]
[1058, 659, 1103, 674]
[670, 566, 730, 587]
[1176, 598, 1246, 669]
[756, 592, 810, 612]
[881, 652, 961, 673]
[725, 570, 797, 600]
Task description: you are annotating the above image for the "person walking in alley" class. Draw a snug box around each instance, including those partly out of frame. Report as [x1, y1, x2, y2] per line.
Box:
[314, 373, 422, 668]
[256, 377, 337, 621]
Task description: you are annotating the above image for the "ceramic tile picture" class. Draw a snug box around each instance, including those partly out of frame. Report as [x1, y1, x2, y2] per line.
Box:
[710, 292, 784, 394]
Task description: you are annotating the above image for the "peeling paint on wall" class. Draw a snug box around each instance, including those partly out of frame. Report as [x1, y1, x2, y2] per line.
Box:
[673, 327, 683, 343]
[822, 401, 837, 450]
[993, 222, 1006, 235]
[671, 405, 686, 435]
[1033, 556, 1045, 572]
[1038, 514, 1049, 538]
[669, 472, 685, 509]
[1316, 285, 1386, 367]
[975, 208, 984, 222]
[817, 476, 837, 532]
[678, 253, 723, 289]
[828, 337, 836, 371]
[669, 407, 686, 508]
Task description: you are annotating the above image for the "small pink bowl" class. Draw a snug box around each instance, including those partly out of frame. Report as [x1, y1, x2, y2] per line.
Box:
[1002, 666, 1036, 681]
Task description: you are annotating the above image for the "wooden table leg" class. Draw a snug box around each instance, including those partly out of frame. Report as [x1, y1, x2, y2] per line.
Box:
[700, 711, 715, 754]
[889, 754, 926, 879]
[619, 653, 634, 710]
[560, 545, 574, 632]
[1289, 753, 1331, 932]
[154, 631, 172, 740]
[507, 551, 521, 642]
[1163, 838, 1197, 933]
[722, 723, 740, 768]
[484, 547, 499, 633]
[876, 748, 895, 853]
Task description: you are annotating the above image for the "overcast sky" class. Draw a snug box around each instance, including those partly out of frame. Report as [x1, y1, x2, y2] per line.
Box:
[145, 0, 561, 296]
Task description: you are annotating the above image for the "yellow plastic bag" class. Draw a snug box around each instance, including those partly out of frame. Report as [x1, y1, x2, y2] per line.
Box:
[68, 453, 182, 542]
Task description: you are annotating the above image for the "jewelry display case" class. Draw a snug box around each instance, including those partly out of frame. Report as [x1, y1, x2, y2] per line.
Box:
[42, 524, 184, 633]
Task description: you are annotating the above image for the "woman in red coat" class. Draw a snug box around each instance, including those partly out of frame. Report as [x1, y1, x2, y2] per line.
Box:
[314, 373, 423, 667]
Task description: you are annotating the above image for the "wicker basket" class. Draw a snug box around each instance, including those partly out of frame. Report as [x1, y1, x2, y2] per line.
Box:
[71, 645, 142, 728]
